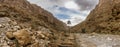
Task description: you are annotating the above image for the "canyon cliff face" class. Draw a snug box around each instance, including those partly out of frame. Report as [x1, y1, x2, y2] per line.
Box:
[0, 0, 67, 32]
[0, 0, 75, 47]
[72, 0, 120, 34]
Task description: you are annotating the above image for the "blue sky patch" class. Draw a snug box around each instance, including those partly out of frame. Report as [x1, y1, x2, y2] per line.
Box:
[55, 14, 70, 19]
[58, 7, 80, 14]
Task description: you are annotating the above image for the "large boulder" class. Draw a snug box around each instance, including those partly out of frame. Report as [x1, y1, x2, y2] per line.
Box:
[13, 29, 32, 46]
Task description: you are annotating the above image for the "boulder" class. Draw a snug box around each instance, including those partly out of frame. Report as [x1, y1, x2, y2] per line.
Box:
[13, 29, 32, 46]
[6, 31, 15, 40]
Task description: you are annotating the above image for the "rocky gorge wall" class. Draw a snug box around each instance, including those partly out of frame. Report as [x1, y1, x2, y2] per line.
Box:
[0, 0, 74, 47]
[0, 0, 67, 32]
[71, 0, 120, 34]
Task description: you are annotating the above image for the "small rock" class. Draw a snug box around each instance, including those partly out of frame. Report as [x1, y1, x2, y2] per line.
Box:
[6, 31, 15, 40]
[37, 31, 46, 39]
[13, 29, 32, 46]
[30, 42, 40, 47]
[107, 37, 112, 41]
[36, 31, 53, 40]
[0, 24, 3, 28]
[13, 26, 21, 30]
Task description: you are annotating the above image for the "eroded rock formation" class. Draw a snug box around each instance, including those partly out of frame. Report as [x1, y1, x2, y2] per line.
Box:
[72, 0, 120, 34]
[0, 0, 75, 47]
[0, 0, 67, 32]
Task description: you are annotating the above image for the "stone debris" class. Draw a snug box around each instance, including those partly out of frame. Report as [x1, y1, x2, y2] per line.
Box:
[0, 17, 58, 47]
[75, 33, 120, 47]
[0, 17, 75, 47]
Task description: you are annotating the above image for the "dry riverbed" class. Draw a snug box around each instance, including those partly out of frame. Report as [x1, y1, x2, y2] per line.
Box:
[74, 33, 120, 47]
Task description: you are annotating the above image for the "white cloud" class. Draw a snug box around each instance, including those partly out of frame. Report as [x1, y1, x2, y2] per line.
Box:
[64, 1, 79, 10]
[27, 0, 98, 26]
[75, 0, 99, 11]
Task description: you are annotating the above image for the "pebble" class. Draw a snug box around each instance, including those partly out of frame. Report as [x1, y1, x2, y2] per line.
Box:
[107, 37, 112, 41]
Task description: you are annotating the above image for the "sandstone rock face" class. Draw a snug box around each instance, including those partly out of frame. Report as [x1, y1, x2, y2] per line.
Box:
[72, 0, 120, 34]
[0, 0, 67, 32]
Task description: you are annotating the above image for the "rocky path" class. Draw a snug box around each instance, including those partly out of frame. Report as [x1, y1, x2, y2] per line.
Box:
[74, 33, 120, 47]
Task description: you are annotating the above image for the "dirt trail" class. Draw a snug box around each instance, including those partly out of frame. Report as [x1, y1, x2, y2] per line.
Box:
[74, 33, 120, 47]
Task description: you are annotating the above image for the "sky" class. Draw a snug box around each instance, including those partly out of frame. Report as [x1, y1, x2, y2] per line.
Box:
[27, 0, 99, 26]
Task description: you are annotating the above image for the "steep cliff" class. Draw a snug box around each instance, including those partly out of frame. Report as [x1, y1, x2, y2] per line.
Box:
[72, 0, 120, 34]
[0, 0, 67, 32]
